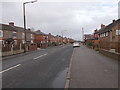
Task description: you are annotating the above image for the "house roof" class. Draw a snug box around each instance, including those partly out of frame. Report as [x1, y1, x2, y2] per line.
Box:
[84, 34, 94, 40]
[35, 31, 47, 35]
[98, 19, 120, 34]
[0, 23, 35, 34]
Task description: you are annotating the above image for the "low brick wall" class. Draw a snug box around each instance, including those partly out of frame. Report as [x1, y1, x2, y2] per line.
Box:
[29, 44, 37, 51]
[1, 49, 24, 57]
[99, 49, 120, 60]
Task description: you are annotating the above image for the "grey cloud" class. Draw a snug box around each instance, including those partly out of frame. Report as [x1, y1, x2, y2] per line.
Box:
[1, 1, 118, 40]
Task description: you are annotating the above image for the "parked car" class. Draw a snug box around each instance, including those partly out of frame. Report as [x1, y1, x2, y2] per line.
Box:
[73, 42, 80, 48]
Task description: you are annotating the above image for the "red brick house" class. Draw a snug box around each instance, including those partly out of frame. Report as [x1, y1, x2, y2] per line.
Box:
[34, 30, 48, 48]
[93, 29, 99, 48]
[56, 35, 63, 45]
[48, 33, 58, 46]
[84, 34, 94, 47]
[98, 19, 120, 53]
[0, 22, 36, 55]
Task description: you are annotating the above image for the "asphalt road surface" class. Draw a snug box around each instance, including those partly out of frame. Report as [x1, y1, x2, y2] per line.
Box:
[70, 45, 118, 88]
[2, 44, 73, 88]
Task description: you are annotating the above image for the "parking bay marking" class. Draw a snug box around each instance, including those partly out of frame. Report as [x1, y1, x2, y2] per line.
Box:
[0, 64, 21, 73]
[33, 54, 47, 60]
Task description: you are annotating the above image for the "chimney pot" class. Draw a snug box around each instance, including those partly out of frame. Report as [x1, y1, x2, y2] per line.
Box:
[101, 24, 105, 28]
[37, 30, 41, 32]
[9, 22, 14, 26]
[28, 28, 31, 31]
[94, 29, 98, 32]
[113, 20, 116, 23]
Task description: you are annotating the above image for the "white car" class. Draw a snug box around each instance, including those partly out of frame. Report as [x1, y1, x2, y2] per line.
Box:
[73, 42, 80, 48]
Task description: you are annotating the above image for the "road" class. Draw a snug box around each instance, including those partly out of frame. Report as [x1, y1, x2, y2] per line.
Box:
[2, 44, 73, 88]
[1, 44, 118, 88]
[70, 45, 118, 88]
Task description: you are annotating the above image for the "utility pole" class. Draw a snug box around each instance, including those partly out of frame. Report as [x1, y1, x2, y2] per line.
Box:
[23, 3, 27, 52]
[23, 0, 37, 52]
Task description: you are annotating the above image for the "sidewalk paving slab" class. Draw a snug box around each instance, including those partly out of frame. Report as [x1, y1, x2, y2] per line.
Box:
[69, 45, 118, 88]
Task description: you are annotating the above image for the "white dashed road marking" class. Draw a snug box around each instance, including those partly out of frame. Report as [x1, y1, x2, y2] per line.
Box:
[0, 64, 21, 73]
[33, 54, 47, 60]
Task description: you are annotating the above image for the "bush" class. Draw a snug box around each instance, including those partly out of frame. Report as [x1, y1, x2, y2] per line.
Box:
[87, 42, 93, 46]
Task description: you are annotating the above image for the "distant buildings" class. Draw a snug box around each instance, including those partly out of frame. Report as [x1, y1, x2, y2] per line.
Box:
[0, 22, 74, 56]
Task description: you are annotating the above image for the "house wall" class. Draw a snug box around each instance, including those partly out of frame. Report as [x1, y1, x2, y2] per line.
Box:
[1, 26, 36, 54]
[111, 22, 120, 53]
[98, 20, 120, 53]
[34, 34, 48, 48]
[99, 32, 110, 50]
[34, 34, 43, 47]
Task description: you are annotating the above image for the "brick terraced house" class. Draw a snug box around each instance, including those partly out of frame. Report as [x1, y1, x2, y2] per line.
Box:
[34, 30, 49, 48]
[0, 22, 74, 56]
[0, 22, 36, 56]
[93, 29, 99, 48]
[98, 19, 120, 53]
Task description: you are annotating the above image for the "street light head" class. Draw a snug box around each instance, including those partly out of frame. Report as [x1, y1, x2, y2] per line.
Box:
[31, 0, 37, 3]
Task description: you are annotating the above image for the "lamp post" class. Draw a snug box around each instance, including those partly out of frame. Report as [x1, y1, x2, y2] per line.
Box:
[23, 0, 37, 52]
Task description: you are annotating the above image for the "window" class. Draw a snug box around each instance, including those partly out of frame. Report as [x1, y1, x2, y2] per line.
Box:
[22, 33, 25, 38]
[0, 30, 3, 37]
[110, 31, 112, 41]
[13, 32, 17, 38]
[31, 34, 33, 39]
[31, 40, 33, 43]
[103, 33, 105, 37]
[0, 40, 3, 44]
[106, 32, 108, 36]
[116, 30, 120, 35]
[102, 33, 104, 37]
[22, 40, 25, 44]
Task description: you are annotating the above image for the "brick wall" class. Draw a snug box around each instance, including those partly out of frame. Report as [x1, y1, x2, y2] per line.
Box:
[99, 20, 120, 53]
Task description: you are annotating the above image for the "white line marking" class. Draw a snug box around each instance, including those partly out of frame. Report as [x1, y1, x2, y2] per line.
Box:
[33, 54, 47, 60]
[0, 64, 21, 73]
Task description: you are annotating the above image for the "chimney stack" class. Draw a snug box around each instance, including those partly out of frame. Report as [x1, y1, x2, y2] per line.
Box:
[113, 19, 116, 23]
[28, 28, 31, 31]
[94, 29, 98, 32]
[9, 22, 14, 26]
[101, 24, 105, 28]
[37, 30, 41, 32]
[49, 33, 51, 35]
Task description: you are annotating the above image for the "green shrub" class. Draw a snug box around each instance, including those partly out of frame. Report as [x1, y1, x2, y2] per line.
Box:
[87, 42, 93, 46]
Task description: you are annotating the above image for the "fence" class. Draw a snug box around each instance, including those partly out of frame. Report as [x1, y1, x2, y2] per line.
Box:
[2, 44, 25, 56]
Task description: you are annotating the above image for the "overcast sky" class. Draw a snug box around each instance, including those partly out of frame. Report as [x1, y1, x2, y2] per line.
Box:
[1, 0, 119, 40]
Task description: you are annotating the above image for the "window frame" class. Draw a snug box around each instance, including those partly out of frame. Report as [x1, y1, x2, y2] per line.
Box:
[0, 30, 3, 37]
[116, 30, 120, 35]
[13, 31, 17, 38]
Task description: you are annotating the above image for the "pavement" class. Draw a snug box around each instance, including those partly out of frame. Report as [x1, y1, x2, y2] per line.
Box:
[69, 45, 118, 88]
[2, 44, 73, 88]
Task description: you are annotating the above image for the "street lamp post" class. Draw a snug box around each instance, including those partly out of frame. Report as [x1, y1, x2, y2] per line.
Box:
[23, 0, 37, 52]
